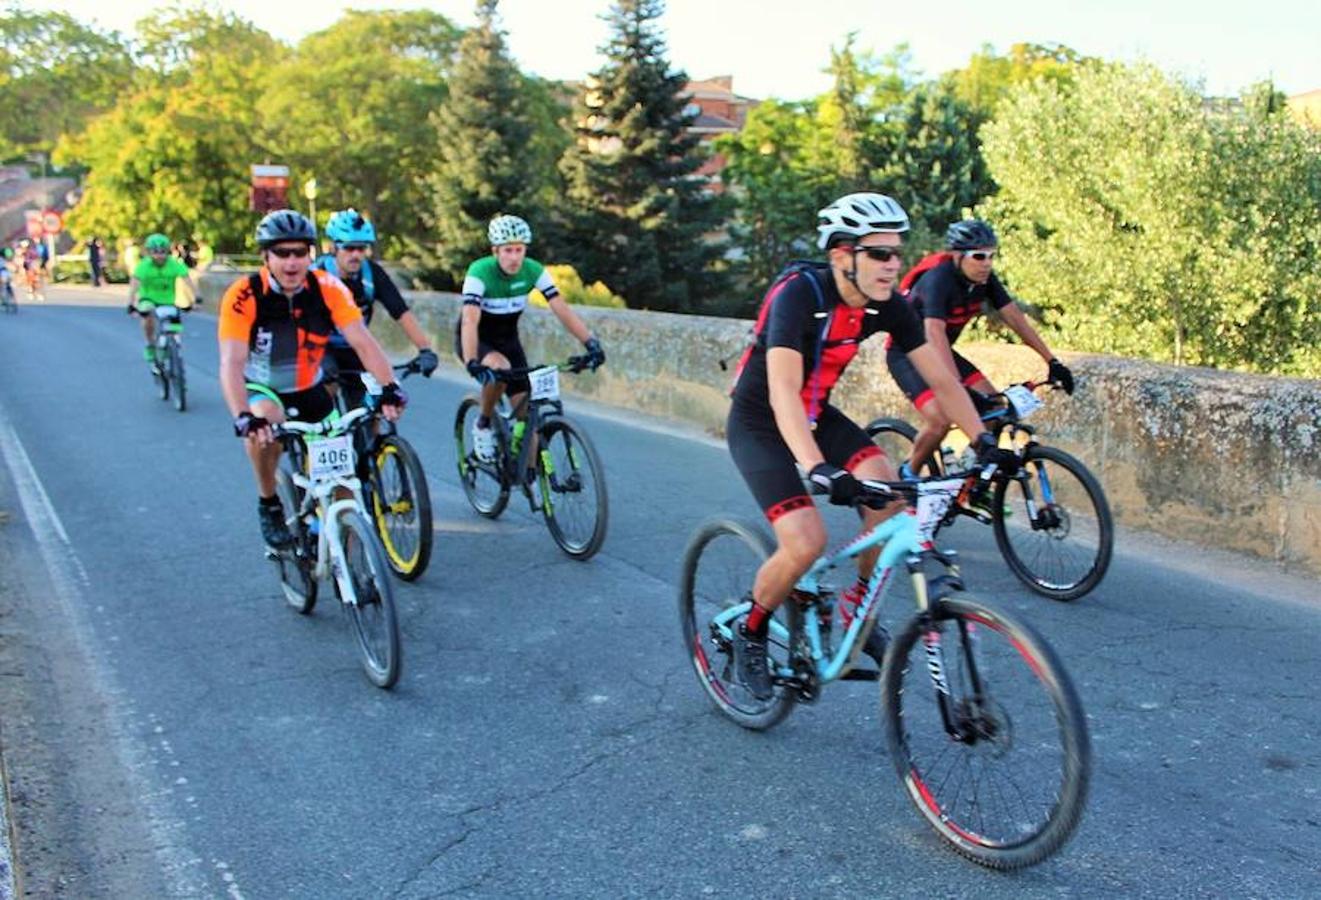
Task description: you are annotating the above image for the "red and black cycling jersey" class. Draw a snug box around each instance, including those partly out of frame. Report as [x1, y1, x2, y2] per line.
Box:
[731, 265, 925, 421]
[906, 257, 1014, 344]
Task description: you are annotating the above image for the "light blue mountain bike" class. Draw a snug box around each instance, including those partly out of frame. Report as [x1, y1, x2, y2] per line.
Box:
[678, 473, 1090, 869]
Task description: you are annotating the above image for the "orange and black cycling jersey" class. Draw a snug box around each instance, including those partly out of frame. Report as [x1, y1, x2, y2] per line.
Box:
[218, 268, 362, 393]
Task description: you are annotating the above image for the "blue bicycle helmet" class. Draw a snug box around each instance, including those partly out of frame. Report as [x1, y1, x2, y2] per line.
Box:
[325, 208, 376, 245]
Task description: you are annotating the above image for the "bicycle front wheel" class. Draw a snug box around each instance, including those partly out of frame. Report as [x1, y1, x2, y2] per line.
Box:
[334, 508, 401, 689]
[454, 396, 510, 518]
[993, 445, 1113, 601]
[370, 435, 433, 581]
[882, 595, 1090, 869]
[154, 346, 169, 401]
[273, 465, 316, 615]
[169, 340, 187, 412]
[678, 518, 796, 731]
[537, 416, 608, 560]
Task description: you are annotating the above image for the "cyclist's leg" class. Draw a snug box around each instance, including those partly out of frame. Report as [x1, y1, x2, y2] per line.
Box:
[888, 347, 948, 468]
[815, 406, 903, 580]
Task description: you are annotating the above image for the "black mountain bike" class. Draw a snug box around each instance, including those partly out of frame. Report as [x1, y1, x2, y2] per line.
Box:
[148, 305, 188, 412]
[336, 361, 434, 582]
[454, 355, 608, 560]
[867, 379, 1112, 601]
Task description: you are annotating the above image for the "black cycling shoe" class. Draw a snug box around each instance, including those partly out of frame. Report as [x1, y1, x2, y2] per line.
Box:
[862, 625, 889, 667]
[258, 501, 293, 549]
[733, 623, 774, 701]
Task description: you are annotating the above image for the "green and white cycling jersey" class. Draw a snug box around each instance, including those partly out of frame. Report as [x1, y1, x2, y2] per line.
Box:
[461, 256, 559, 340]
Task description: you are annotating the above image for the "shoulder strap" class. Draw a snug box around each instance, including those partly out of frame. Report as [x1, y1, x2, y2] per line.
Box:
[361, 259, 375, 300]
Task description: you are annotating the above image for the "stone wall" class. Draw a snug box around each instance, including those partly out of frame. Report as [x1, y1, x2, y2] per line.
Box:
[199, 272, 1321, 573]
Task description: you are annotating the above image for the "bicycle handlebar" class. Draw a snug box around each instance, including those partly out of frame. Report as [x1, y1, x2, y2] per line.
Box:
[492, 355, 596, 380]
[273, 406, 371, 442]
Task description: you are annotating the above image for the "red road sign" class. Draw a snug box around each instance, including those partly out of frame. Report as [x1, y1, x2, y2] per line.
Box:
[41, 209, 63, 235]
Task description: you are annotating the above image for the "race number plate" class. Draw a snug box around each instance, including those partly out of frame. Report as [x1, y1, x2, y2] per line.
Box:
[308, 435, 354, 481]
[529, 366, 560, 401]
[1004, 384, 1043, 419]
[915, 478, 964, 542]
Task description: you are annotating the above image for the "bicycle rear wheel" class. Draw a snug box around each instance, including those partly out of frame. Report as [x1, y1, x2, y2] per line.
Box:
[882, 595, 1090, 869]
[334, 508, 401, 689]
[370, 434, 433, 581]
[454, 396, 510, 518]
[273, 465, 317, 615]
[993, 445, 1113, 601]
[537, 416, 608, 560]
[678, 518, 796, 731]
[169, 340, 186, 412]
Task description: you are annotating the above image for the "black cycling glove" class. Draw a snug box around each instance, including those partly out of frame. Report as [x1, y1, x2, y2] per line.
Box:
[584, 337, 606, 370]
[233, 412, 269, 438]
[972, 432, 1020, 477]
[466, 359, 496, 386]
[808, 462, 861, 506]
[1048, 358, 1074, 395]
[379, 382, 408, 410]
[415, 348, 439, 377]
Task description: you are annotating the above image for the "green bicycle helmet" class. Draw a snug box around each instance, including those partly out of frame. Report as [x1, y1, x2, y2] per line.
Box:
[144, 233, 171, 252]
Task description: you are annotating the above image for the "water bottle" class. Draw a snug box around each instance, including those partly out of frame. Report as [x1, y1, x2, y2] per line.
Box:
[511, 419, 526, 454]
[940, 446, 957, 474]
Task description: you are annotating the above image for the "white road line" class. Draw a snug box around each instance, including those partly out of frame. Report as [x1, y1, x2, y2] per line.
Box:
[0, 409, 226, 898]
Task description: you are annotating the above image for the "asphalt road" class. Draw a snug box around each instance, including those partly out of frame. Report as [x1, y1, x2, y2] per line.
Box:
[0, 286, 1317, 898]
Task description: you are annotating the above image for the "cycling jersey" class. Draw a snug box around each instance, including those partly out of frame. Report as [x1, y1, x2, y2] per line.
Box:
[312, 257, 409, 348]
[217, 269, 361, 393]
[460, 255, 559, 343]
[132, 257, 189, 306]
[731, 265, 926, 421]
[906, 258, 1013, 344]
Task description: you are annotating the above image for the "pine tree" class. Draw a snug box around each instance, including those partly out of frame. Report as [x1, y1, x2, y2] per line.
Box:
[426, 0, 540, 285]
[559, 0, 729, 312]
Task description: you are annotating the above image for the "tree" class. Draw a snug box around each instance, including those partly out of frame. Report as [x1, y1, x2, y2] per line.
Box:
[57, 7, 279, 249]
[262, 10, 462, 255]
[980, 62, 1321, 374]
[941, 42, 1094, 121]
[558, 0, 729, 313]
[425, 0, 551, 284]
[0, 8, 134, 160]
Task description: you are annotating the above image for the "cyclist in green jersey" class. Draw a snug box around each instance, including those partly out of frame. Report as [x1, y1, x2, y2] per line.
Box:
[128, 233, 197, 367]
[456, 214, 605, 461]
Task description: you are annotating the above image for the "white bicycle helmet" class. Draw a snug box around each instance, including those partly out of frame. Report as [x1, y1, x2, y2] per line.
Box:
[488, 214, 532, 246]
[816, 193, 910, 249]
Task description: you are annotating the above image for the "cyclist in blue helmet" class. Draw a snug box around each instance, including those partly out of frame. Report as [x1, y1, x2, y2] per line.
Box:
[312, 208, 438, 409]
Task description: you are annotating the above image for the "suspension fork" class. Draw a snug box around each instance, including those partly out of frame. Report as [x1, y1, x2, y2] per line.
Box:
[906, 552, 984, 739]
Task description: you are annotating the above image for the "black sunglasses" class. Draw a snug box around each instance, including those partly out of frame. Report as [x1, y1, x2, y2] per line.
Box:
[268, 245, 311, 259]
[846, 245, 903, 263]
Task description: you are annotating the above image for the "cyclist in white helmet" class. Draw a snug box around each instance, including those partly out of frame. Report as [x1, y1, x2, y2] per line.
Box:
[456, 214, 604, 462]
[724, 192, 1017, 699]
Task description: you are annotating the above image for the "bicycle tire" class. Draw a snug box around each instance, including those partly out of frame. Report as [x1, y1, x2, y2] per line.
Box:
[169, 340, 186, 412]
[370, 434, 433, 581]
[993, 444, 1113, 601]
[678, 518, 796, 731]
[154, 344, 169, 401]
[881, 595, 1090, 869]
[454, 396, 510, 518]
[273, 465, 317, 614]
[335, 508, 401, 689]
[537, 416, 608, 560]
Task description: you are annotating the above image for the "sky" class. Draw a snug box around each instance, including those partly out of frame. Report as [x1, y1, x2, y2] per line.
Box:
[25, 0, 1321, 100]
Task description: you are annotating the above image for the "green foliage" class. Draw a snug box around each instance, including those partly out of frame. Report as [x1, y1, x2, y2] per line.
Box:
[529, 263, 626, 308]
[0, 7, 134, 159]
[941, 42, 1095, 121]
[263, 10, 461, 256]
[558, 0, 730, 313]
[981, 62, 1321, 374]
[56, 6, 278, 249]
[424, 0, 551, 287]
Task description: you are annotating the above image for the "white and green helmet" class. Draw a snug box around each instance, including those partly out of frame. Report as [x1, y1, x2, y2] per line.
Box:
[488, 214, 532, 247]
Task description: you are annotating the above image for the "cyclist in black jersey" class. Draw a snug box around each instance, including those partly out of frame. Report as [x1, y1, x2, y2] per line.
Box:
[886, 219, 1074, 477]
[726, 193, 1018, 699]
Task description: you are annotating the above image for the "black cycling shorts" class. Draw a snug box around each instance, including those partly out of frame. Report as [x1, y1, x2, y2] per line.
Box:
[727, 401, 883, 523]
[886, 346, 985, 411]
[322, 344, 369, 410]
[452, 321, 530, 395]
[247, 383, 335, 424]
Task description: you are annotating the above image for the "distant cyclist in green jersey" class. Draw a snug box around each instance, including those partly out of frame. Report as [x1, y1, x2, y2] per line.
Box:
[456, 214, 605, 461]
[128, 233, 197, 368]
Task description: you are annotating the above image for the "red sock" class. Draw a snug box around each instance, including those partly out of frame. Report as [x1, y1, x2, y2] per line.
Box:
[745, 602, 772, 636]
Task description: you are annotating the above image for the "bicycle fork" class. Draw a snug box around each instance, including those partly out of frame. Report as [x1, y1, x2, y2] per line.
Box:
[906, 551, 988, 743]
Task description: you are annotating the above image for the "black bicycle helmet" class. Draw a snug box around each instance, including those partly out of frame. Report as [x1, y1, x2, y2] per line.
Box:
[945, 219, 998, 251]
[255, 209, 317, 248]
